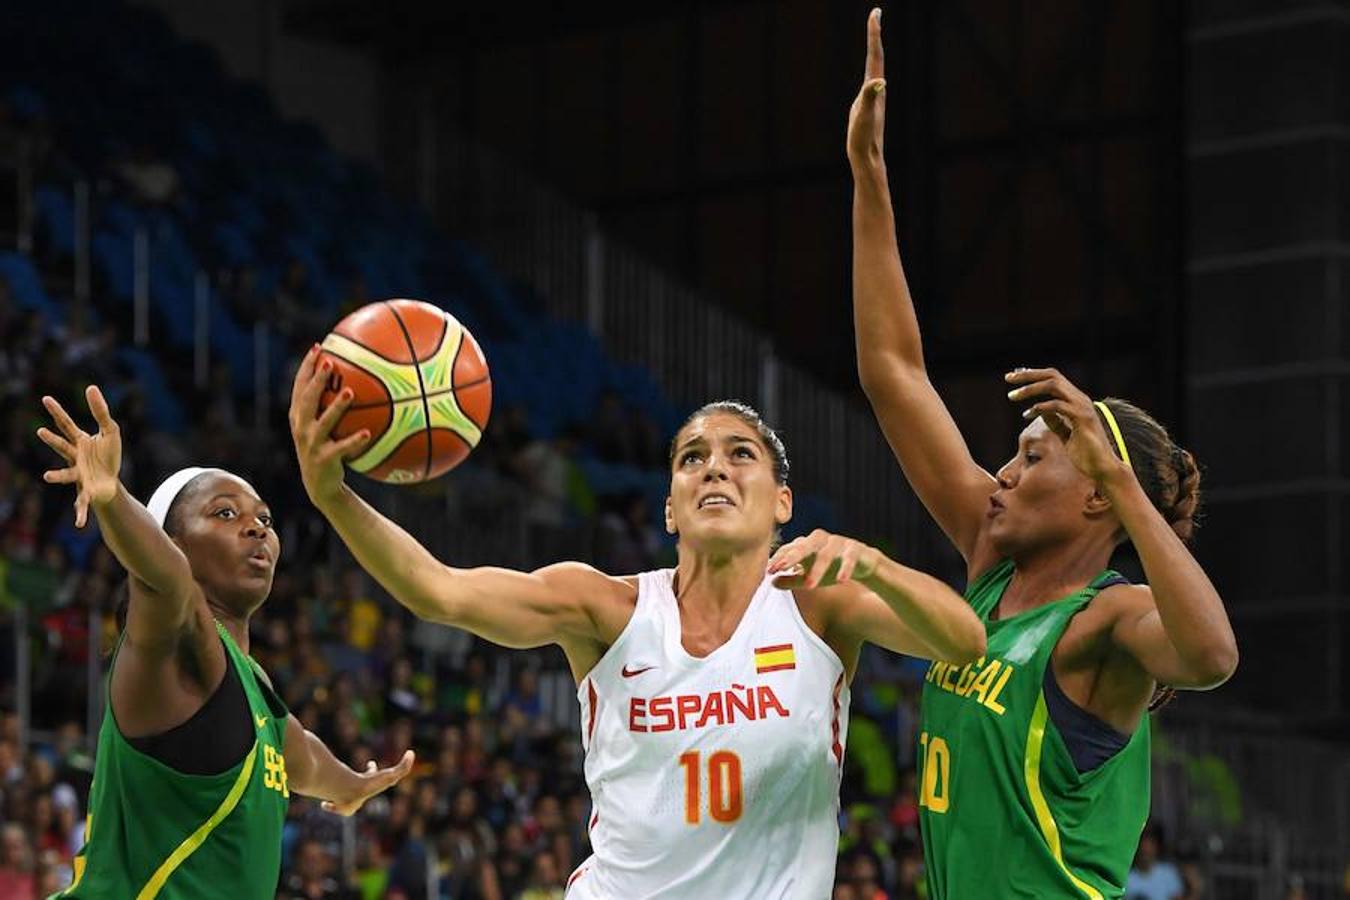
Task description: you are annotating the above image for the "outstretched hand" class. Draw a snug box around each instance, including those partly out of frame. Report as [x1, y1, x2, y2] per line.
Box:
[321, 750, 415, 817]
[36, 386, 122, 528]
[288, 345, 370, 506]
[846, 8, 887, 170]
[1005, 367, 1130, 483]
[767, 529, 879, 590]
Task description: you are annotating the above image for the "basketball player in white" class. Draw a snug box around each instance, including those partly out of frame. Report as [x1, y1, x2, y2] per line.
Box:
[289, 348, 985, 899]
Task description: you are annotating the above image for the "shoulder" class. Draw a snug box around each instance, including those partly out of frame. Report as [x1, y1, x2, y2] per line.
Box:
[533, 561, 639, 601]
[534, 561, 639, 643]
[1061, 582, 1154, 660]
[1090, 582, 1156, 624]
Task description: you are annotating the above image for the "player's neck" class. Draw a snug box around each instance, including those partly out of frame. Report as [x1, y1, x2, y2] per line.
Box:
[208, 602, 250, 653]
[672, 546, 769, 620]
[1001, 539, 1113, 616]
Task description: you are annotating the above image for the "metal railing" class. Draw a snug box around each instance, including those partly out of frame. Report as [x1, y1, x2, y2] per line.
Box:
[1151, 715, 1350, 898]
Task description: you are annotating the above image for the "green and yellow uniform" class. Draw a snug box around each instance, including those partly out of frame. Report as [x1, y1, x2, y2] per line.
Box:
[58, 622, 290, 899]
[917, 560, 1150, 899]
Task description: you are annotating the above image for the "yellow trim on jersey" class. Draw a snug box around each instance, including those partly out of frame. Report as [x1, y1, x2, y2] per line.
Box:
[135, 741, 259, 899]
[1093, 401, 1131, 469]
[1024, 694, 1104, 900]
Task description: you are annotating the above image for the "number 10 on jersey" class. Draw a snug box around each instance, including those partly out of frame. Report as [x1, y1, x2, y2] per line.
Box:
[679, 750, 743, 824]
[918, 731, 950, 813]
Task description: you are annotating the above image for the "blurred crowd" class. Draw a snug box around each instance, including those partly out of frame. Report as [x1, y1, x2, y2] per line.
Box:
[0, 261, 939, 899]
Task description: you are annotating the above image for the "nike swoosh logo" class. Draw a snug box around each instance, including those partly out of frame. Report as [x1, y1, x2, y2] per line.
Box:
[256, 715, 267, 728]
[621, 665, 655, 678]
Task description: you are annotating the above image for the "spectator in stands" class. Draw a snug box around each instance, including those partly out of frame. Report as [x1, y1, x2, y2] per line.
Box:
[0, 822, 36, 899]
[844, 851, 889, 900]
[1, 487, 42, 561]
[520, 850, 566, 900]
[1127, 822, 1186, 900]
[595, 491, 659, 573]
[517, 425, 592, 528]
[278, 836, 352, 900]
[274, 258, 327, 344]
[217, 265, 264, 324]
[111, 142, 181, 208]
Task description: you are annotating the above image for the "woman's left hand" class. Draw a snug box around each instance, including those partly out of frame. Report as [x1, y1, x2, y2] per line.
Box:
[768, 529, 879, 590]
[321, 750, 415, 817]
[1004, 367, 1129, 483]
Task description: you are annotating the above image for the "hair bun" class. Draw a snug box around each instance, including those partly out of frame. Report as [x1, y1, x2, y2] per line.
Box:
[1167, 447, 1201, 544]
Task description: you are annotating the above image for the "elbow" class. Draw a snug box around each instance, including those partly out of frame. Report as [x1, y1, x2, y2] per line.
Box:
[402, 562, 462, 625]
[857, 357, 919, 403]
[856, 354, 897, 393]
[1194, 641, 1239, 688]
[946, 620, 986, 667]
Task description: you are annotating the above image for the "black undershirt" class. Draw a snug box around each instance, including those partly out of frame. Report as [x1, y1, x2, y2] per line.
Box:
[1043, 572, 1133, 773]
[125, 648, 255, 775]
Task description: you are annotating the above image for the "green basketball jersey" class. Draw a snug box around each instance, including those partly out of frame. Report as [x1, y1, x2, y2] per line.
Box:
[56, 622, 291, 899]
[917, 560, 1150, 900]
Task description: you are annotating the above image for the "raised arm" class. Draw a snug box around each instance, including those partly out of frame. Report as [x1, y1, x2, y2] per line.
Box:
[768, 529, 986, 666]
[38, 387, 201, 649]
[288, 347, 624, 656]
[849, 9, 996, 564]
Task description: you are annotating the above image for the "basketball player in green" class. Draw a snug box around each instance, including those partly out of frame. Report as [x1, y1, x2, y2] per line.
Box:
[845, 10, 1238, 899]
[35, 386, 413, 899]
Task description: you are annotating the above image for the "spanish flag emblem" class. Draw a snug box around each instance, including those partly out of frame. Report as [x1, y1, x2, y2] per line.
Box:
[754, 643, 796, 674]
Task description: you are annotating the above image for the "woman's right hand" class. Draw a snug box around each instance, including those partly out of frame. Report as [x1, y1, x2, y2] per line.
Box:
[288, 345, 370, 508]
[846, 8, 887, 172]
[37, 385, 123, 528]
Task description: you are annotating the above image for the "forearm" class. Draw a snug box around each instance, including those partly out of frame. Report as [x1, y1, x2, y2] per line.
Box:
[1104, 469, 1238, 675]
[286, 727, 363, 802]
[311, 485, 452, 621]
[91, 483, 194, 595]
[859, 556, 985, 663]
[852, 160, 926, 382]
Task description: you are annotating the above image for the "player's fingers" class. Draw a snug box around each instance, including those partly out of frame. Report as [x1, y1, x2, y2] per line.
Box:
[384, 750, 415, 783]
[864, 8, 884, 82]
[1003, 367, 1058, 385]
[42, 395, 86, 442]
[289, 346, 318, 417]
[315, 388, 353, 439]
[43, 467, 79, 484]
[771, 573, 806, 590]
[806, 539, 843, 588]
[768, 537, 810, 573]
[1005, 377, 1059, 404]
[86, 385, 117, 433]
[325, 429, 371, 463]
[294, 352, 330, 425]
[1024, 401, 1073, 440]
[320, 800, 337, 814]
[836, 548, 859, 584]
[36, 427, 75, 461]
[74, 491, 89, 529]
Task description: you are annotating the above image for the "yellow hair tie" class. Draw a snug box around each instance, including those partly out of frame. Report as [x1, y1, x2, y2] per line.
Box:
[1094, 401, 1131, 469]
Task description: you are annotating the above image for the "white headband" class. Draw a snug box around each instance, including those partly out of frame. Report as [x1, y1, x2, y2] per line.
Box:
[145, 467, 227, 528]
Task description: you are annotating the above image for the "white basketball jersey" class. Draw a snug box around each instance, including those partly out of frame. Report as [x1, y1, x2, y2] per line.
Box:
[566, 569, 851, 900]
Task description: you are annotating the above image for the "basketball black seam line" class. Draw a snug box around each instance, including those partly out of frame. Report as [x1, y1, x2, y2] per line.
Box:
[446, 328, 490, 429]
[385, 300, 435, 481]
[321, 339, 393, 408]
[345, 378, 490, 411]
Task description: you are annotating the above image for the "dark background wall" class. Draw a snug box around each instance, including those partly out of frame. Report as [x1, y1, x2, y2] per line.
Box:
[275, 0, 1345, 730]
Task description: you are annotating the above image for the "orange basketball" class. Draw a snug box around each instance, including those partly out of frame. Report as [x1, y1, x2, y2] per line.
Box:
[316, 299, 491, 484]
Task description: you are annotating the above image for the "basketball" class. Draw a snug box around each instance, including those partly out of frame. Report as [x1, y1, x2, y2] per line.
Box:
[316, 299, 491, 484]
